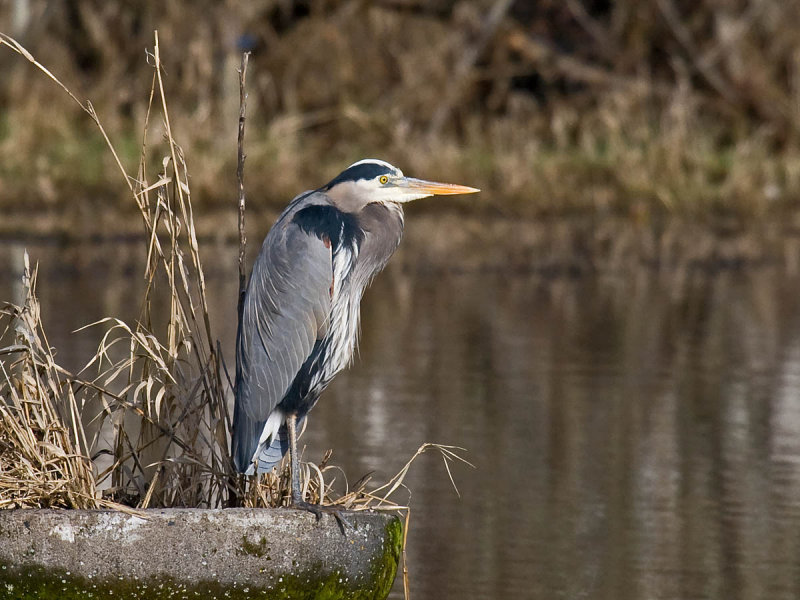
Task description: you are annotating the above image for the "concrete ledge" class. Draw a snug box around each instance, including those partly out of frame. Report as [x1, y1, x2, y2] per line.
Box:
[0, 507, 402, 599]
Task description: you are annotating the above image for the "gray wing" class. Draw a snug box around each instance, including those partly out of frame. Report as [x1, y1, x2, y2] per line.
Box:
[238, 209, 332, 422]
[233, 200, 332, 472]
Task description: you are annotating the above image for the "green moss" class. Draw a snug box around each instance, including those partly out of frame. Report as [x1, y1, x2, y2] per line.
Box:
[239, 535, 271, 558]
[373, 516, 403, 597]
[0, 516, 403, 600]
[0, 564, 273, 600]
[262, 517, 402, 600]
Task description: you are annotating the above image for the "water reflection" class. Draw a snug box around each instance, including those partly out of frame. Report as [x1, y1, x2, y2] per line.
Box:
[2, 240, 800, 599]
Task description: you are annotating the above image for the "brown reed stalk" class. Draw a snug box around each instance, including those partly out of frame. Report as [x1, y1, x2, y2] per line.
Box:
[1, 254, 104, 509]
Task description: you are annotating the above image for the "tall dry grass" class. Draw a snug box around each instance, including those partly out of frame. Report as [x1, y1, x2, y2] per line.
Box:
[0, 30, 471, 599]
[0, 31, 470, 522]
[0, 254, 100, 509]
[0, 31, 232, 509]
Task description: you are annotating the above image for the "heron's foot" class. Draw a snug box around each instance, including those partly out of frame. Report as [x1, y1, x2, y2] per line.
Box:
[292, 500, 354, 534]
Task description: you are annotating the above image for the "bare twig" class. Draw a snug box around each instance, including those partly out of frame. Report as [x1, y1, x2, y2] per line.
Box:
[225, 51, 253, 508]
[505, 27, 670, 96]
[655, 0, 739, 105]
[564, 0, 615, 59]
[428, 0, 514, 139]
[237, 52, 250, 326]
[402, 509, 411, 600]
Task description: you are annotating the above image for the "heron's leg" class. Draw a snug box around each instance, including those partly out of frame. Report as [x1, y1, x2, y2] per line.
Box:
[285, 413, 352, 533]
[287, 413, 302, 505]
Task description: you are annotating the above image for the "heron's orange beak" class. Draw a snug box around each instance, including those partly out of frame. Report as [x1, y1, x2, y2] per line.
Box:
[403, 178, 480, 196]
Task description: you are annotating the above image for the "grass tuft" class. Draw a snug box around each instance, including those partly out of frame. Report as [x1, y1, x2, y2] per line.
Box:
[0, 32, 470, 545]
[0, 253, 122, 510]
[0, 32, 472, 598]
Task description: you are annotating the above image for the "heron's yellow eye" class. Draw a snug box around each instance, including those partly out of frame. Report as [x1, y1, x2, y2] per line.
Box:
[379, 175, 389, 184]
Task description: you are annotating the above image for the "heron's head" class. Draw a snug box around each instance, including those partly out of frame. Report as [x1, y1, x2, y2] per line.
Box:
[321, 159, 479, 211]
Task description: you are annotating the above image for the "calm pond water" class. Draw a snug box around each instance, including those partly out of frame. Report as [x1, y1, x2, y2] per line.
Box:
[3, 236, 800, 599]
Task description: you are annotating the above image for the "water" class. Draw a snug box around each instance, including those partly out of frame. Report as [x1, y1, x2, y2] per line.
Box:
[3, 238, 800, 599]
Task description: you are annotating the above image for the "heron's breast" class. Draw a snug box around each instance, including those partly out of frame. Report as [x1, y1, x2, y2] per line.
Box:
[322, 245, 362, 374]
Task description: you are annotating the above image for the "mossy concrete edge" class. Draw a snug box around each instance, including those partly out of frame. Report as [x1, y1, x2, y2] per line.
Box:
[0, 507, 402, 600]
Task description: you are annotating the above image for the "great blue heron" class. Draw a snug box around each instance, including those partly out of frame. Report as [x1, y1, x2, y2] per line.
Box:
[232, 158, 479, 507]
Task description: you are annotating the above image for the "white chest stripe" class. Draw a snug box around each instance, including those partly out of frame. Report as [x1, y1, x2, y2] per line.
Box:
[319, 241, 360, 384]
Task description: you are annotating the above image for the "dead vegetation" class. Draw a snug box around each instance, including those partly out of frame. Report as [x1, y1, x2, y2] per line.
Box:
[2, 0, 800, 226]
[0, 30, 470, 527]
[0, 256, 100, 509]
[0, 31, 233, 510]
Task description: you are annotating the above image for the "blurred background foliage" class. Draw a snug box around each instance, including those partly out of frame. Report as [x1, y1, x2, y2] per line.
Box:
[2, 0, 800, 233]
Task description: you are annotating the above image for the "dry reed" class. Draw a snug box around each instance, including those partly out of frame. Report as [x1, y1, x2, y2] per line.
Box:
[0, 29, 471, 523]
[0, 31, 472, 598]
[0, 254, 97, 509]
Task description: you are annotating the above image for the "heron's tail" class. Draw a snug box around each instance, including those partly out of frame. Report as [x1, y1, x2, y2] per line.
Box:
[232, 405, 305, 475]
[232, 401, 265, 473]
[250, 426, 290, 474]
